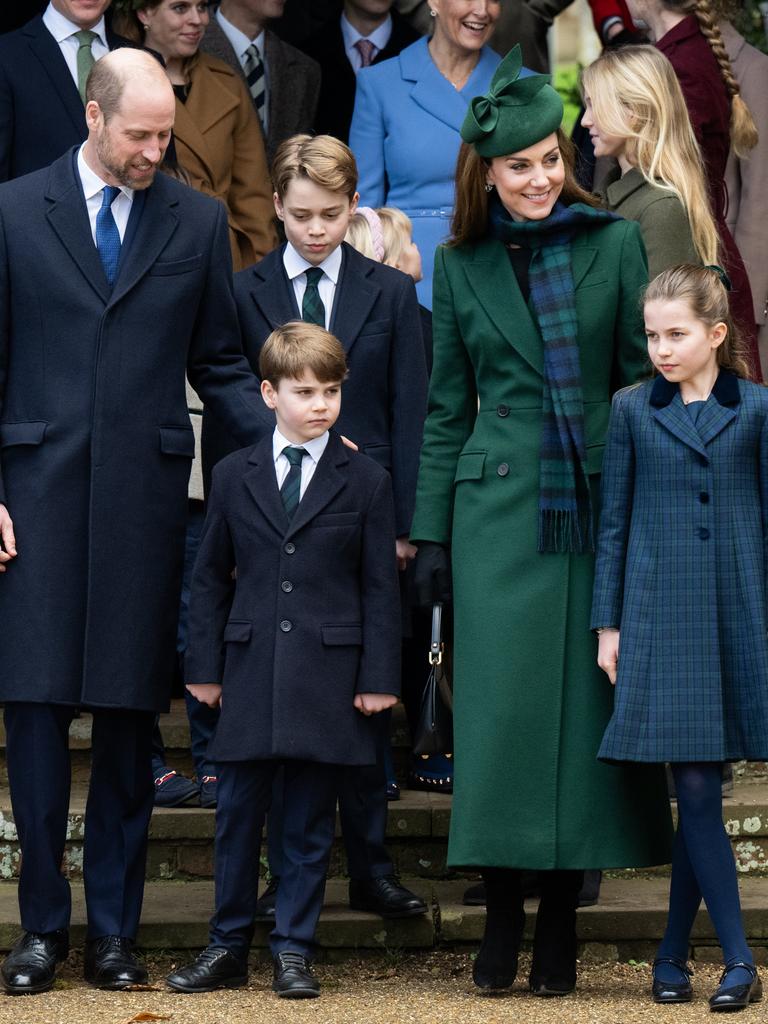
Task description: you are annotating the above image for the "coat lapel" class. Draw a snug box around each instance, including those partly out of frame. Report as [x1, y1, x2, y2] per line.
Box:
[400, 38, 472, 132]
[649, 371, 740, 455]
[26, 18, 86, 137]
[286, 434, 348, 539]
[696, 370, 740, 445]
[330, 244, 380, 355]
[244, 437, 289, 536]
[108, 177, 180, 307]
[171, 97, 218, 187]
[247, 250, 300, 328]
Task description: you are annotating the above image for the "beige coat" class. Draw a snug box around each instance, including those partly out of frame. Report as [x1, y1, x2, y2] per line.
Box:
[174, 52, 277, 271]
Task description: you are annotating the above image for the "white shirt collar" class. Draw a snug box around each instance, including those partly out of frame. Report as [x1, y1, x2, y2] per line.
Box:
[340, 11, 392, 52]
[216, 7, 265, 60]
[77, 145, 134, 203]
[43, 3, 107, 46]
[282, 242, 343, 286]
[273, 426, 330, 465]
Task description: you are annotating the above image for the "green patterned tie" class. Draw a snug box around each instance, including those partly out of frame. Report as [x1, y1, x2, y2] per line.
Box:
[280, 446, 308, 519]
[302, 267, 326, 327]
[74, 30, 98, 104]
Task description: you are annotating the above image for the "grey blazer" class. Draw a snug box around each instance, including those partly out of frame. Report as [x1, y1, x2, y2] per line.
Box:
[200, 15, 320, 163]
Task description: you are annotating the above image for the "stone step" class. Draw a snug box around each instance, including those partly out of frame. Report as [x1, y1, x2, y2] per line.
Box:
[0, 877, 766, 961]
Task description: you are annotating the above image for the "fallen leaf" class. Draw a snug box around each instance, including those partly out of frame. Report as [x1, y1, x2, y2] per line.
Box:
[120, 1014, 172, 1023]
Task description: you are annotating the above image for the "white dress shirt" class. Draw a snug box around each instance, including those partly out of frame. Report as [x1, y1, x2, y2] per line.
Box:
[77, 146, 134, 244]
[273, 427, 329, 499]
[282, 243, 342, 331]
[215, 8, 269, 133]
[340, 12, 392, 72]
[42, 3, 109, 88]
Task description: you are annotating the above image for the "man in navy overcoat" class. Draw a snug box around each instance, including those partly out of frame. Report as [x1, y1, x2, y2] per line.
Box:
[0, 48, 266, 994]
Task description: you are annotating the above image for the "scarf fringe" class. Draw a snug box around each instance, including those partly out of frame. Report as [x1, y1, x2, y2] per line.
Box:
[537, 508, 594, 555]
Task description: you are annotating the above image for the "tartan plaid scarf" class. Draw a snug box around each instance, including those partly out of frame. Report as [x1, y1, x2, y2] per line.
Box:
[489, 198, 619, 553]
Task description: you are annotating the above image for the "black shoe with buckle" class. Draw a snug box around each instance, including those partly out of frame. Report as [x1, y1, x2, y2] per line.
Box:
[83, 935, 148, 990]
[348, 876, 427, 919]
[652, 956, 693, 1004]
[1, 929, 69, 995]
[272, 951, 320, 999]
[709, 960, 762, 1012]
[166, 946, 248, 993]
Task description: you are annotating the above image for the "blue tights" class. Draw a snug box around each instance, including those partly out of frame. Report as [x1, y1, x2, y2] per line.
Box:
[655, 763, 752, 985]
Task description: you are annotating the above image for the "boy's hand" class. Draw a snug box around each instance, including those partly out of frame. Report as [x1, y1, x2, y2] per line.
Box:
[396, 537, 417, 571]
[354, 693, 398, 716]
[186, 683, 223, 708]
[340, 435, 359, 452]
[597, 630, 620, 686]
[0, 504, 17, 573]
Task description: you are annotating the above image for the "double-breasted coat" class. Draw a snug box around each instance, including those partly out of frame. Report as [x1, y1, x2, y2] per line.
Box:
[410, 221, 673, 869]
[0, 151, 267, 712]
[185, 431, 401, 765]
[592, 372, 768, 763]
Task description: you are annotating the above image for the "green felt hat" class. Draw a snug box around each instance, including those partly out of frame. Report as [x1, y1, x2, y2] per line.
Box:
[461, 46, 564, 158]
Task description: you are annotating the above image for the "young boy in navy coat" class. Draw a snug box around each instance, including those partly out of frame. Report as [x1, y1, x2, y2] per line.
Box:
[167, 323, 401, 999]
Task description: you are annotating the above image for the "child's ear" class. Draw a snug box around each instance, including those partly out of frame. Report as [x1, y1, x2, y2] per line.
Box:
[349, 192, 360, 217]
[261, 379, 278, 408]
[273, 192, 284, 222]
[711, 322, 728, 349]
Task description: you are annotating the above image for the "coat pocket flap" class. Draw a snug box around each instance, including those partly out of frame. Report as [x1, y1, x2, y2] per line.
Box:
[454, 451, 486, 483]
[223, 620, 252, 643]
[321, 624, 363, 645]
[0, 421, 48, 447]
[586, 443, 606, 476]
[314, 512, 360, 527]
[159, 425, 196, 457]
[148, 254, 203, 276]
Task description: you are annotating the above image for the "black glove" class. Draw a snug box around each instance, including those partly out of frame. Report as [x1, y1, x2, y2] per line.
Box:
[413, 542, 452, 607]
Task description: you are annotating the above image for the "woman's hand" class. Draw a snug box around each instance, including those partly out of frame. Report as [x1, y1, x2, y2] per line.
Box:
[597, 630, 620, 685]
[186, 683, 222, 708]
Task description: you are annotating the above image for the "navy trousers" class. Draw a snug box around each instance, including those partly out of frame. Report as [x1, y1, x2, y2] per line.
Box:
[210, 759, 342, 960]
[4, 702, 155, 939]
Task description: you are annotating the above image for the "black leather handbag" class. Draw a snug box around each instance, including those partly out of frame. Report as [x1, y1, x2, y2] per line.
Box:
[412, 603, 453, 756]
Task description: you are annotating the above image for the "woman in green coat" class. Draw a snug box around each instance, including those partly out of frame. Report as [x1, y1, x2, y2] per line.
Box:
[581, 45, 720, 279]
[411, 48, 673, 997]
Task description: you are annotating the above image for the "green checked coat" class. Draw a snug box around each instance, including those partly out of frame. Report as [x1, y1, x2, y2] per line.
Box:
[411, 218, 674, 869]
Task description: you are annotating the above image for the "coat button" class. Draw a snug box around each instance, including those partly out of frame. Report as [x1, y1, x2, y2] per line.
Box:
[280, 619, 292, 632]
[497, 404, 510, 418]
[699, 492, 710, 504]
[284, 542, 296, 554]
[281, 580, 293, 593]
[497, 462, 510, 477]
[698, 528, 710, 540]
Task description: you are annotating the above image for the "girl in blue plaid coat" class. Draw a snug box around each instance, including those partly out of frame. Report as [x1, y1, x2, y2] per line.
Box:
[592, 264, 768, 1012]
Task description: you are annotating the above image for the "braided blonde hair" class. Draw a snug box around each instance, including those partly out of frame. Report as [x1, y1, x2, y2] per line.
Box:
[665, 0, 758, 155]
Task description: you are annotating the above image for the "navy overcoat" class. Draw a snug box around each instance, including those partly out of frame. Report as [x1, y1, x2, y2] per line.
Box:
[592, 371, 768, 762]
[0, 151, 267, 711]
[185, 431, 401, 765]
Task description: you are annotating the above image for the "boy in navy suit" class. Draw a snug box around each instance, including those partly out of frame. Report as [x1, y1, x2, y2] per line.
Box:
[167, 322, 401, 999]
[202, 133, 428, 922]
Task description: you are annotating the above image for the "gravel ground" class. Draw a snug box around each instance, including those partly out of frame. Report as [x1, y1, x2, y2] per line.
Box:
[0, 953, 763, 1024]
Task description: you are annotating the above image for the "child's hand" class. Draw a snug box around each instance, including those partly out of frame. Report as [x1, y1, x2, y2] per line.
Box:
[186, 683, 222, 708]
[396, 537, 417, 571]
[0, 504, 17, 573]
[597, 630, 620, 685]
[354, 693, 398, 716]
[340, 435, 359, 452]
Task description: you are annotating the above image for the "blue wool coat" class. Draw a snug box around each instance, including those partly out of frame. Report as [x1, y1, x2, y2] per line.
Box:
[591, 371, 768, 763]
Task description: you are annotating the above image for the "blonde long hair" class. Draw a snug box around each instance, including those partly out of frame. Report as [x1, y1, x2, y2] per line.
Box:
[582, 46, 720, 265]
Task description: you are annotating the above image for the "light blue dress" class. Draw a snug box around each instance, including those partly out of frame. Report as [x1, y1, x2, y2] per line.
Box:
[349, 37, 501, 308]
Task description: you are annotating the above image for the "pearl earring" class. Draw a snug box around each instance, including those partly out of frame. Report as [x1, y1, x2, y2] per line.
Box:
[485, 183, 494, 193]
[430, 8, 437, 15]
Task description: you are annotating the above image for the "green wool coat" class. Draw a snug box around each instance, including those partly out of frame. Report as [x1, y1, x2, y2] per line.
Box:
[411, 219, 674, 870]
[603, 167, 699, 280]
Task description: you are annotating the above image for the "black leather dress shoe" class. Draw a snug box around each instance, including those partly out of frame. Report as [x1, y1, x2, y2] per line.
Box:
[272, 951, 320, 999]
[166, 947, 248, 992]
[83, 936, 148, 990]
[709, 961, 762, 1012]
[1, 929, 69, 995]
[255, 877, 279, 922]
[651, 956, 693, 1004]
[349, 876, 427, 919]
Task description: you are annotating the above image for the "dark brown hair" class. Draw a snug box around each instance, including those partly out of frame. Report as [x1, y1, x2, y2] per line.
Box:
[449, 130, 598, 248]
[259, 321, 348, 387]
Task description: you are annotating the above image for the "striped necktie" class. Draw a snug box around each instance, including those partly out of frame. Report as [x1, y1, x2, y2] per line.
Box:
[280, 446, 307, 519]
[96, 185, 121, 286]
[243, 43, 266, 128]
[302, 267, 325, 327]
[74, 29, 97, 103]
[354, 39, 376, 68]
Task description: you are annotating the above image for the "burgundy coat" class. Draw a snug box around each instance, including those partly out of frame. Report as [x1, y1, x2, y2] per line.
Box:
[657, 16, 759, 378]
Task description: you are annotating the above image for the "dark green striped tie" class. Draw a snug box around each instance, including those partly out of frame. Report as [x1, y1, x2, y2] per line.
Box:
[280, 446, 307, 519]
[302, 267, 326, 326]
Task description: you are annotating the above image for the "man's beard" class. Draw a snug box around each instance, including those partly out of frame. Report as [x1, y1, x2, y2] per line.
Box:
[96, 130, 159, 191]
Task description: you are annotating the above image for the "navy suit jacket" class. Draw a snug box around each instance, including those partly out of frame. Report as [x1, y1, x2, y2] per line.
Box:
[0, 16, 134, 181]
[203, 241, 428, 537]
[186, 430, 401, 764]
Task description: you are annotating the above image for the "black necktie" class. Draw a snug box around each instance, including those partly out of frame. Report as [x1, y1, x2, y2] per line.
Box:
[280, 446, 307, 519]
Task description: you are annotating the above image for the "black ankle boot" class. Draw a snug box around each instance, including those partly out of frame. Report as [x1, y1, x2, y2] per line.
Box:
[529, 869, 582, 996]
[472, 868, 525, 992]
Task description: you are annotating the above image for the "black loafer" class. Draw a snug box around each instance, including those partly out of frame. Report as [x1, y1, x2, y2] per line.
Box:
[349, 876, 427, 919]
[255, 877, 279, 922]
[652, 956, 693, 1004]
[709, 961, 762, 1012]
[83, 935, 148, 990]
[272, 951, 320, 999]
[166, 947, 248, 992]
[1, 929, 69, 995]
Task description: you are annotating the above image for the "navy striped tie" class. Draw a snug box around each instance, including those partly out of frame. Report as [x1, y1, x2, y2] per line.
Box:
[302, 267, 325, 327]
[243, 43, 266, 128]
[280, 446, 307, 519]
